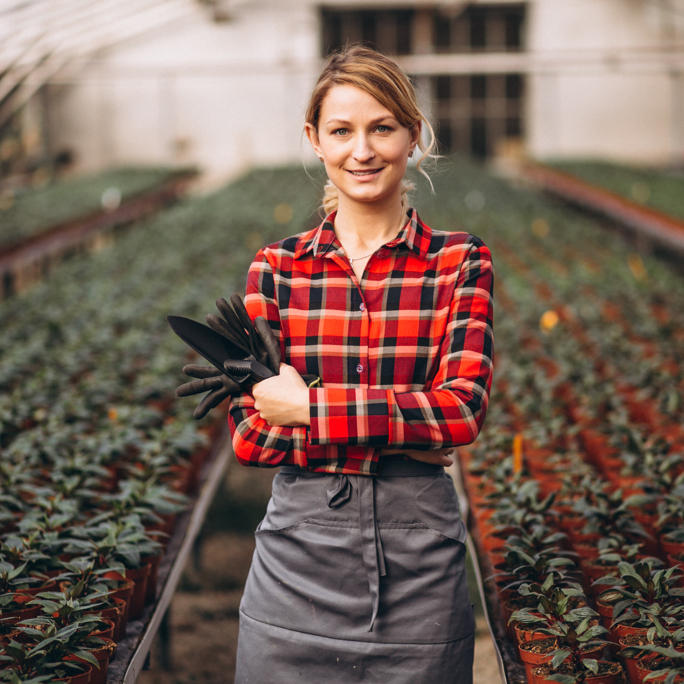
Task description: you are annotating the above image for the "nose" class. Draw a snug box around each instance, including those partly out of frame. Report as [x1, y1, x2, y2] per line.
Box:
[352, 132, 375, 163]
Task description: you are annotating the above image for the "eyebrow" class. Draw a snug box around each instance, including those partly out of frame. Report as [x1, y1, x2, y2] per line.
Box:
[325, 116, 396, 126]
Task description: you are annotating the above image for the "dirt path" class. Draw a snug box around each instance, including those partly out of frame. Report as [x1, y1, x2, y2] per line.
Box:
[139, 463, 501, 684]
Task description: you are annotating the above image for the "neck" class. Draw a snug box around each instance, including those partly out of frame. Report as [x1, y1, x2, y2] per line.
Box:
[333, 191, 406, 253]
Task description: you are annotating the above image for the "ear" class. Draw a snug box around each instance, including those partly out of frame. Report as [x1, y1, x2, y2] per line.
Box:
[305, 123, 323, 160]
[409, 121, 422, 151]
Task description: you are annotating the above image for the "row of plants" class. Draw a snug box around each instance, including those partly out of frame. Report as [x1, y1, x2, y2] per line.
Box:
[1, 154, 681, 680]
[0, 165, 326, 681]
[415, 159, 684, 681]
[0, 166, 194, 252]
[545, 160, 684, 221]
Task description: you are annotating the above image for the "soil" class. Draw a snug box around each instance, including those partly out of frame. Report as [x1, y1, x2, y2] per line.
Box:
[139, 461, 502, 684]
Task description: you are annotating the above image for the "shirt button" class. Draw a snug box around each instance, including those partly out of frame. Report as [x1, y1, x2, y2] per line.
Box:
[376, 250, 386, 258]
[359, 302, 365, 312]
[356, 364, 363, 373]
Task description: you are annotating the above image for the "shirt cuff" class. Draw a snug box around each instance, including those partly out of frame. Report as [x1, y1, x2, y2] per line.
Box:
[308, 387, 390, 447]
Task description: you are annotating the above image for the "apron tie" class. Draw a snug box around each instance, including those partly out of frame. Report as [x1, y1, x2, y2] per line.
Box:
[325, 474, 386, 632]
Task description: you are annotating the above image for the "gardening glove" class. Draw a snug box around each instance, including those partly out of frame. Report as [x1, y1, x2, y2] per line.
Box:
[176, 364, 243, 420]
[206, 294, 281, 375]
[177, 361, 320, 420]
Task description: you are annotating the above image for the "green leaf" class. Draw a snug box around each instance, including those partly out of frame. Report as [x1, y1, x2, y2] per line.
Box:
[583, 658, 599, 674]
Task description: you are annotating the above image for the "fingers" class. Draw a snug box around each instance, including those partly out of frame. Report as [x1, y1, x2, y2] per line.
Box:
[254, 316, 281, 373]
[193, 387, 230, 420]
[206, 314, 251, 354]
[182, 364, 222, 378]
[176, 377, 223, 397]
[229, 293, 256, 336]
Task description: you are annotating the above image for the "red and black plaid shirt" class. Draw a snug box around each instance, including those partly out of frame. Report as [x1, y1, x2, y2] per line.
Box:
[228, 208, 494, 475]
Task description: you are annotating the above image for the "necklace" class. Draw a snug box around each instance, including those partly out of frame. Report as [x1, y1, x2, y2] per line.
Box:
[348, 249, 378, 266]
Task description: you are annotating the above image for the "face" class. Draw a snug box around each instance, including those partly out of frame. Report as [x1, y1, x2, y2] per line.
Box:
[305, 84, 420, 211]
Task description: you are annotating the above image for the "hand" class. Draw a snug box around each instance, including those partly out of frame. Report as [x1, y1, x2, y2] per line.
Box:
[252, 363, 311, 427]
[380, 447, 454, 467]
[175, 364, 242, 420]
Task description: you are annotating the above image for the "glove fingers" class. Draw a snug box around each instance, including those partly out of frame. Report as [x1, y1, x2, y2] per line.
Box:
[217, 298, 252, 343]
[182, 364, 223, 379]
[177, 377, 223, 397]
[229, 293, 257, 337]
[206, 314, 251, 355]
[254, 317, 281, 374]
[193, 389, 221, 420]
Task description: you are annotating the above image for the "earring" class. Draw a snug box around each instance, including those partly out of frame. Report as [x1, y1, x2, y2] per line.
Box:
[408, 149, 414, 158]
[318, 157, 324, 163]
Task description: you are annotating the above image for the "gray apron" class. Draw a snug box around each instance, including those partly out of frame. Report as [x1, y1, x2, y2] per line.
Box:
[235, 460, 475, 683]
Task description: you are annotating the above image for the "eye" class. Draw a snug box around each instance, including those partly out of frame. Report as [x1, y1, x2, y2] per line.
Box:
[376, 125, 392, 133]
[332, 128, 349, 136]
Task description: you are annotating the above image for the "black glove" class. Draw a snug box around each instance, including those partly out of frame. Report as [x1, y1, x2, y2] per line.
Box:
[176, 364, 242, 420]
[206, 294, 281, 375]
[176, 294, 320, 420]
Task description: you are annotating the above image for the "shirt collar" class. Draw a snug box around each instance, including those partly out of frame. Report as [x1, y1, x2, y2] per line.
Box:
[293, 207, 431, 261]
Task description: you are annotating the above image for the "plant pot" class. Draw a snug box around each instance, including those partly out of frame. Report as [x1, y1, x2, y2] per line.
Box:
[660, 535, 684, 559]
[618, 634, 656, 684]
[534, 660, 622, 684]
[142, 553, 162, 605]
[15, 579, 58, 596]
[0, 593, 41, 624]
[518, 636, 555, 683]
[68, 638, 116, 684]
[53, 662, 93, 683]
[105, 565, 151, 620]
[635, 658, 684, 683]
[105, 578, 135, 635]
[514, 623, 547, 646]
[89, 618, 116, 642]
[84, 602, 123, 643]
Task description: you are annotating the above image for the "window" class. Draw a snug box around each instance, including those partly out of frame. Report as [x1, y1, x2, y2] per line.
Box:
[321, 9, 415, 56]
[432, 4, 526, 53]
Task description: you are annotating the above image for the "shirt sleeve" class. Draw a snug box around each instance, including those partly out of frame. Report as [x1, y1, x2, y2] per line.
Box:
[227, 250, 308, 468]
[308, 239, 494, 449]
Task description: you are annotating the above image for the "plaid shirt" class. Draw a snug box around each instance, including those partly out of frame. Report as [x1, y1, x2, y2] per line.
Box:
[228, 208, 494, 475]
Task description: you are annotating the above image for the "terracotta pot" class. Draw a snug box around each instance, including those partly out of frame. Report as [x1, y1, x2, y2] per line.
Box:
[16, 579, 58, 596]
[89, 618, 116, 642]
[518, 637, 554, 683]
[618, 635, 656, 684]
[105, 578, 135, 635]
[595, 597, 618, 633]
[0, 593, 41, 624]
[612, 622, 648, 642]
[514, 623, 547, 646]
[635, 659, 684, 683]
[660, 535, 684, 559]
[68, 638, 116, 684]
[105, 565, 151, 620]
[53, 663, 92, 683]
[143, 553, 162, 605]
[534, 661, 622, 684]
[84, 603, 122, 643]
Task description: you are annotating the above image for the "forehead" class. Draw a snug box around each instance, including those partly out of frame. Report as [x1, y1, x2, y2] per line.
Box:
[320, 84, 395, 123]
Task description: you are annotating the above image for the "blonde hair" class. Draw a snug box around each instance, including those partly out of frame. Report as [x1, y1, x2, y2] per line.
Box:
[305, 44, 437, 215]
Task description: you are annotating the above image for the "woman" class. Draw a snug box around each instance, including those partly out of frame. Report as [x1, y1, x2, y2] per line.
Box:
[228, 45, 494, 683]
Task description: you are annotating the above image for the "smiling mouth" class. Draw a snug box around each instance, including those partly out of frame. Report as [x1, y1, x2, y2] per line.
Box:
[347, 168, 383, 176]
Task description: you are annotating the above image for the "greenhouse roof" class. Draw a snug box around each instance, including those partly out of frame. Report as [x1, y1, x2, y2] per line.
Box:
[0, 0, 198, 127]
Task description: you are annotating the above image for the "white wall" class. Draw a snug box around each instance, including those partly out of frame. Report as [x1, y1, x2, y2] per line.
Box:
[47, 0, 322, 182]
[527, 0, 684, 164]
[46, 0, 684, 175]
